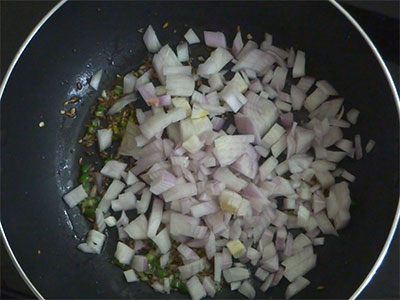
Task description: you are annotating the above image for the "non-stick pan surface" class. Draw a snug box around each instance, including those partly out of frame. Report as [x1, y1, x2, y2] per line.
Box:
[1, 1, 399, 299]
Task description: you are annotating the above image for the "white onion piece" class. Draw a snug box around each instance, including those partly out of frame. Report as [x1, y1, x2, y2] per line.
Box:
[184, 28, 201, 44]
[114, 241, 135, 265]
[187, 275, 207, 300]
[123, 269, 138, 283]
[283, 254, 316, 282]
[147, 198, 163, 238]
[89, 69, 103, 90]
[97, 128, 113, 151]
[316, 80, 339, 96]
[202, 276, 216, 298]
[179, 258, 206, 279]
[143, 25, 161, 53]
[116, 211, 129, 239]
[223, 267, 250, 283]
[95, 208, 106, 232]
[292, 50, 305, 78]
[204, 31, 227, 48]
[213, 134, 254, 166]
[285, 276, 310, 299]
[160, 252, 170, 268]
[63, 184, 88, 208]
[140, 108, 186, 139]
[232, 49, 274, 75]
[124, 214, 148, 240]
[232, 31, 244, 57]
[132, 255, 148, 272]
[166, 74, 195, 97]
[214, 253, 223, 282]
[177, 42, 189, 62]
[341, 170, 355, 182]
[260, 273, 274, 292]
[107, 93, 138, 115]
[270, 67, 288, 91]
[123, 72, 136, 94]
[198, 47, 233, 77]
[346, 108, 360, 124]
[100, 160, 127, 180]
[150, 170, 177, 195]
[304, 88, 329, 112]
[152, 227, 171, 254]
[98, 179, 125, 213]
[354, 134, 363, 160]
[365, 139, 375, 153]
[238, 280, 256, 299]
[104, 216, 117, 227]
[78, 229, 105, 254]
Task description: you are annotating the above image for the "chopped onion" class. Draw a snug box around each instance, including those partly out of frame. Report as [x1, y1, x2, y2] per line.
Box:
[63, 184, 88, 208]
[238, 280, 256, 299]
[204, 31, 227, 48]
[184, 28, 201, 44]
[100, 160, 127, 180]
[346, 108, 360, 125]
[90, 69, 103, 90]
[114, 241, 135, 265]
[232, 31, 244, 57]
[78, 229, 105, 254]
[292, 50, 305, 78]
[123, 72, 136, 94]
[354, 134, 363, 160]
[107, 93, 138, 115]
[123, 269, 138, 283]
[97, 128, 113, 151]
[187, 276, 207, 300]
[177, 42, 189, 62]
[365, 139, 375, 153]
[223, 267, 250, 283]
[285, 276, 310, 299]
[143, 25, 161, 53]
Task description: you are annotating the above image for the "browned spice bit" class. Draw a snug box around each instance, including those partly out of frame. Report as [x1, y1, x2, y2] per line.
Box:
[316, 286, 325, 291]
[38, 249, 41, 255]
[76, 82, 82, 90]
[162, 21, 169, 29]
[138, 28, 144, 33]
[196, 79, 202, 87]
[173, 29, 177, 34]
[237, 25, 241, 32]
[64, 95, 79, 106]
[139, 64, 147, 70]
[87, 217, 95, 223]
[78, 139, 83, 144]
[247, 33, 253, 40]
[38, 121, 45, 128]
[78, 157, 83, 165]
[197, 56, 205, 62]
[65, 107, 76, 118]
[138, 69, 144, 76]
[60, 109, 66, 115]
[128, 240, 135, 249]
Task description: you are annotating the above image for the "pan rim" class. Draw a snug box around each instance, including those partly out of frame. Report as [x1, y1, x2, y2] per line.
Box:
[0, 1, 399, 299]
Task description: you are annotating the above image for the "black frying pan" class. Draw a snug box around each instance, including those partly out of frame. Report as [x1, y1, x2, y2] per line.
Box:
[1, 1, 399, 299]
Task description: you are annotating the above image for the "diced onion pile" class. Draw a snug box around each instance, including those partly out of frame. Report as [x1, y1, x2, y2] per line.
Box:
[65, 25, 376, 299]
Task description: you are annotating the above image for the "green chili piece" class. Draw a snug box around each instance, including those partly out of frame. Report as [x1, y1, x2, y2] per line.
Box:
[171, 279, 181, 289]
[81, 163, 91, 174]
[82, 182, 90, 192]
[157, 268, 167, 278]
[112, 85, 123, 96]
[97, 105, 107, 112]
[146, 253, 156, 263]
[79, 173, 90, 183]
[178, 283, 188, 294]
